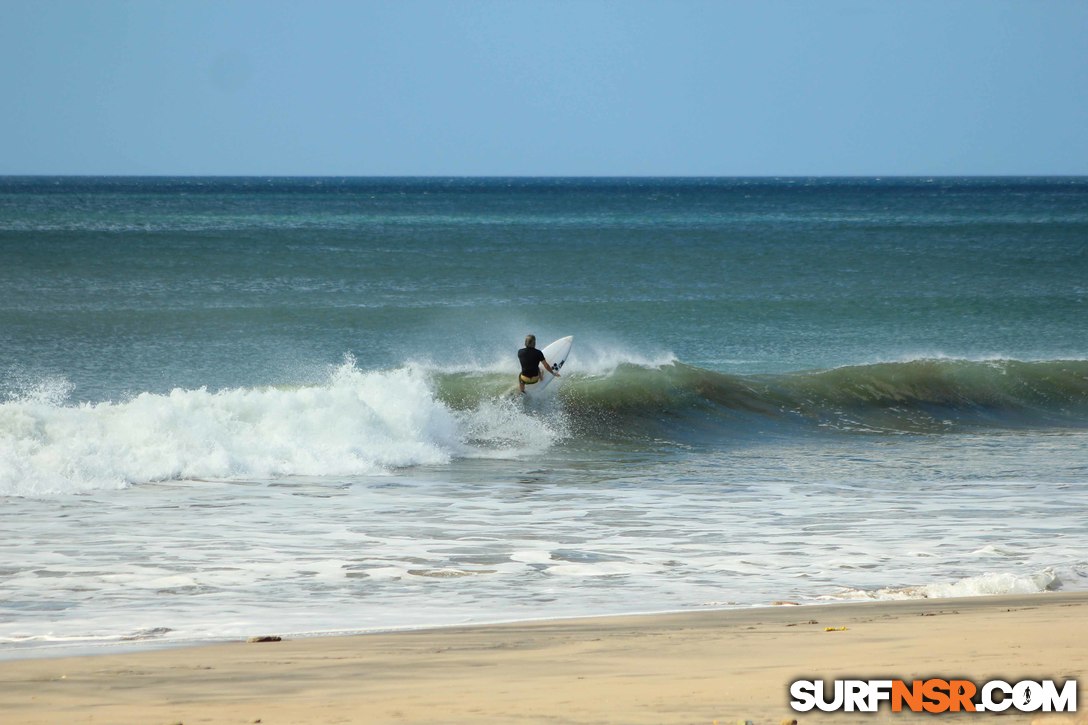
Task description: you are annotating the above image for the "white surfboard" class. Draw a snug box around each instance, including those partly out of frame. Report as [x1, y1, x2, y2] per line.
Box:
[523, 335, 573, 398]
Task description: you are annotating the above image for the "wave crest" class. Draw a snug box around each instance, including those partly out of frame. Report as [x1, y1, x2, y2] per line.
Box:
[546, 358, 1088, 438]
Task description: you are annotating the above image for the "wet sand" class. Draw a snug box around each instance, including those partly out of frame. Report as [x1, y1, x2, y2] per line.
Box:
[2, 593, 1085, 724]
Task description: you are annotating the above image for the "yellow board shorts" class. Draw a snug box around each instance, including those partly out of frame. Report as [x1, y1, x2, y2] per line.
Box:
[519, 374, 541, 385]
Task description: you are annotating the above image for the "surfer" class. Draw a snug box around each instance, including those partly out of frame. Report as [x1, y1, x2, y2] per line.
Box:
[518, 334, 560, 393]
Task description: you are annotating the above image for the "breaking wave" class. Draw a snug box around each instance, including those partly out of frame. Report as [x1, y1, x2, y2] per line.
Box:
[434, 356, 1088, 439]
[4, 355, 1086, 496]
[550, 357, 1088, 437]
[0, 360, 561, 497]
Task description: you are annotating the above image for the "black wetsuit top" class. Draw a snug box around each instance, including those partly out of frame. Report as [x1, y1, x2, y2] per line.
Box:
[518, 347, 546, 378]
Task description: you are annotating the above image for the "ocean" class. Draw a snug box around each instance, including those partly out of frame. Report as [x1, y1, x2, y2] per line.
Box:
[1, 176, 1086, 657]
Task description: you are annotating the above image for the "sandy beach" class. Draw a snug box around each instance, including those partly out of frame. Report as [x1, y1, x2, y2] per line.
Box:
[1, 592, 1084, 725]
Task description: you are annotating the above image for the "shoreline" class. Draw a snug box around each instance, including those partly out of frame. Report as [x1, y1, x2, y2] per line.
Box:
[4, 587, 1075, 664]
[3, 591, 1085, 724]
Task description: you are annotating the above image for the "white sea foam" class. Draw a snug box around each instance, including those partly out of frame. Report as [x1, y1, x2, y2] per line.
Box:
[0, 361, 556, 497]
[826, 568, 1061, 602]
[431, 339, 678, 378]
[866, 351, 1088, 367]
[565, 343, 678, 376]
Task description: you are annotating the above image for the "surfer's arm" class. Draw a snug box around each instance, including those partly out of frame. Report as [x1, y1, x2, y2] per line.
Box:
[542, 359, 560, 377]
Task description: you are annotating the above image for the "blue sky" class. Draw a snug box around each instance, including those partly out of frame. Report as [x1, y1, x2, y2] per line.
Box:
[3, 0, 1086, 176]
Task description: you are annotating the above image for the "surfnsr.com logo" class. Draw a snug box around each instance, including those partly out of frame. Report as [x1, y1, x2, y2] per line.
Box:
[790, 678, 1078, 713]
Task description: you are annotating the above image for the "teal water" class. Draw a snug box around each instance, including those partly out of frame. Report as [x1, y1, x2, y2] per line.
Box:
[4, 177, 1086, 399]
[1, 177, 1086, 655]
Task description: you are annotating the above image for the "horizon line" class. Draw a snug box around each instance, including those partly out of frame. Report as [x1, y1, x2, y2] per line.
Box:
[3, 173, 1088, 180]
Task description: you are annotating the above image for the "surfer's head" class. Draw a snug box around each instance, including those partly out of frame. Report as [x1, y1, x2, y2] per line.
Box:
[525, 334, 536, 348]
